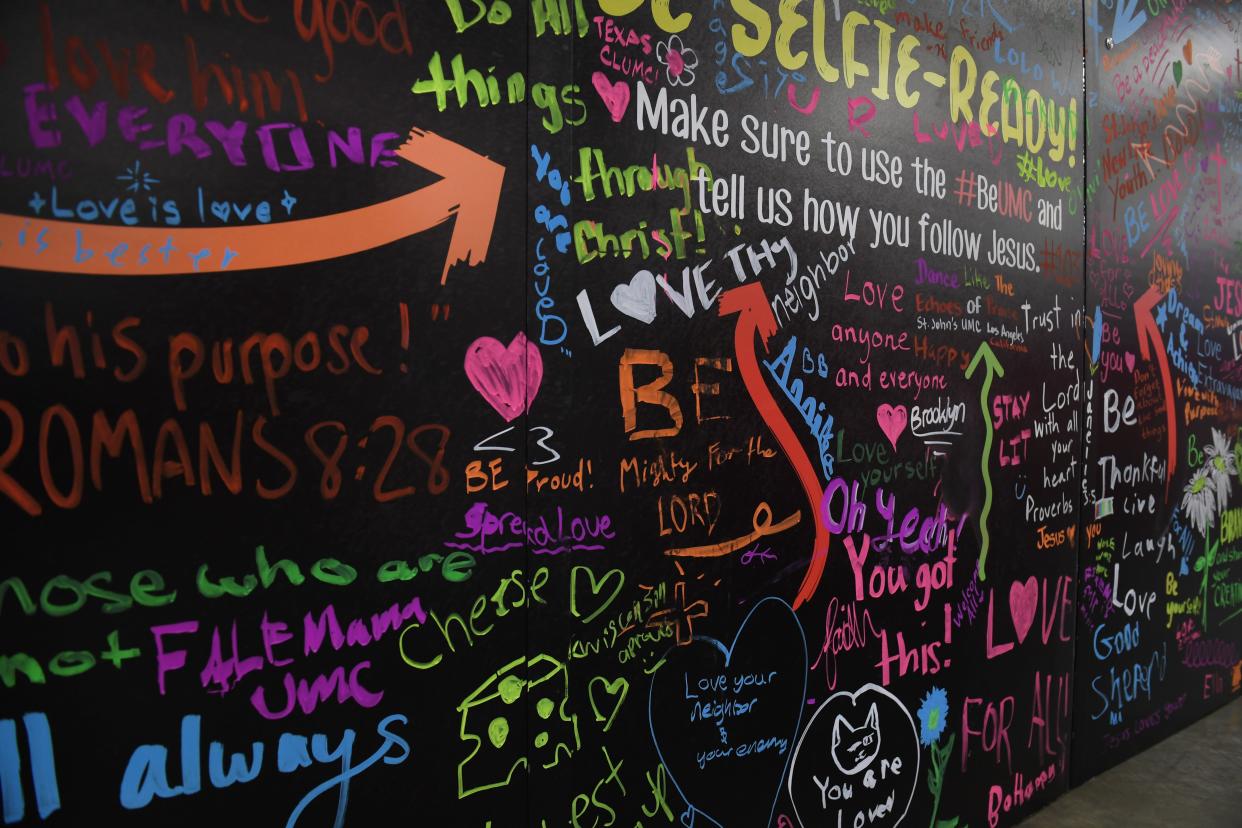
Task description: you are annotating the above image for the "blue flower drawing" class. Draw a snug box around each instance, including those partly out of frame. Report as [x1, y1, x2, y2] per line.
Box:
[918, 687, 949, 746]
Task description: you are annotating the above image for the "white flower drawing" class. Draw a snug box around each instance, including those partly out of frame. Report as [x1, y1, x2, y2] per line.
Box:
[1181, 465, 1217, 538]
[656, 35, 698, 87]
[1203, 427, 1237, 512]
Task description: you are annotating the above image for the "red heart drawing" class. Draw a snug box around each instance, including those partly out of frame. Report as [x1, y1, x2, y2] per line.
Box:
[1009, 577, 1039, 644]
[591, 72, 631, 123]
[464, 333, 543, 422]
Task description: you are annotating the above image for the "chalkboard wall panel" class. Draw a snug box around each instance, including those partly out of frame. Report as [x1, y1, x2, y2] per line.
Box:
[1072, 0, 1242, 783]
[0, 1, 531, 823]
[530, 4, 1086, 827]
[0, 1, 1238, 827]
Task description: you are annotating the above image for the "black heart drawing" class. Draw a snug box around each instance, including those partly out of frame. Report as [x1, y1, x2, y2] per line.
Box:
[648, 597, 807, 828]
[787, 683, 920, 828]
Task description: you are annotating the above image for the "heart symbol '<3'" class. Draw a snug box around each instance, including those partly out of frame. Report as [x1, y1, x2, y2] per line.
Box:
[876, 404, 908, 451]
[464, 333, 543, 422]
[788, 682, 920, 828]
[649, 598, 807, 828]
[611, 270, 658, 324]
[592, 71, 631, 123]
[1125, 351, 1136, 372]
[1009, 576, 1039, 644]
[210, 201, 232, 222]
[587, 676, 629, 733]
[570, 565, 625, 624]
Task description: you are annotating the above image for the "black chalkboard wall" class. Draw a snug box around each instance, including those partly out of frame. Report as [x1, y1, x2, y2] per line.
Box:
[1073, 0, 1242, 782]
[0, 2, 1237, 827]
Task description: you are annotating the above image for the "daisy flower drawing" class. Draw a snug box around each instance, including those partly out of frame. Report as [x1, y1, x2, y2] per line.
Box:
[1204, 427, 1237, 512]
[657, 35, 698, 86]
[1181, 466, 1217, 538]
[1181, 428, 1239, 631]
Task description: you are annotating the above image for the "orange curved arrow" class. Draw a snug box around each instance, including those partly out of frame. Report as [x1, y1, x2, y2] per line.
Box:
[0, 128, 504, 284]
[1134, 285, 1176, 499]
[719, 283, 829, 610]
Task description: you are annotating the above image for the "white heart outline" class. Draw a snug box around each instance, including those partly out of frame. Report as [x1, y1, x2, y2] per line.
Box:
[787, 682, 921, 828]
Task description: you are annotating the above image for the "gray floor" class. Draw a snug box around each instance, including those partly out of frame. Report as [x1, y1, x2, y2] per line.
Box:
[1022, 698, 1242, 827]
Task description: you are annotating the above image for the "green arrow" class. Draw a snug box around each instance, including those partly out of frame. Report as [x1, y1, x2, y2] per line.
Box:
[965, 342, 1004, 581]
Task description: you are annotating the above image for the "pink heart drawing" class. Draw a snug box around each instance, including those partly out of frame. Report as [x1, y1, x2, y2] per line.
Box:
[1009, 577, 1039, 644]
[591, 72, 631, 123]
[876, 404, 908, 451]
[1124, 351, 1136, 372]
[464, 333, 543, 422]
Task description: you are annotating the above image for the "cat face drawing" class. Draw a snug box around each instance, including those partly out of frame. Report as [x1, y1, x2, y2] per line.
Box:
[830, 703, 881, 775]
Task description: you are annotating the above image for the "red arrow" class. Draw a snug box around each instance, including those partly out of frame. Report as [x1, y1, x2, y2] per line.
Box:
[719, 283, 829, 610]
[0, 128, 504, 285]
[1134, 285, 1176, 498]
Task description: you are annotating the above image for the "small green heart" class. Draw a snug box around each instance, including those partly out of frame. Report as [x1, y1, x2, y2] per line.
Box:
[587, 676, 629, 732]
[1173, 61, 1183, 86]
[570, 565, 625, 623]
